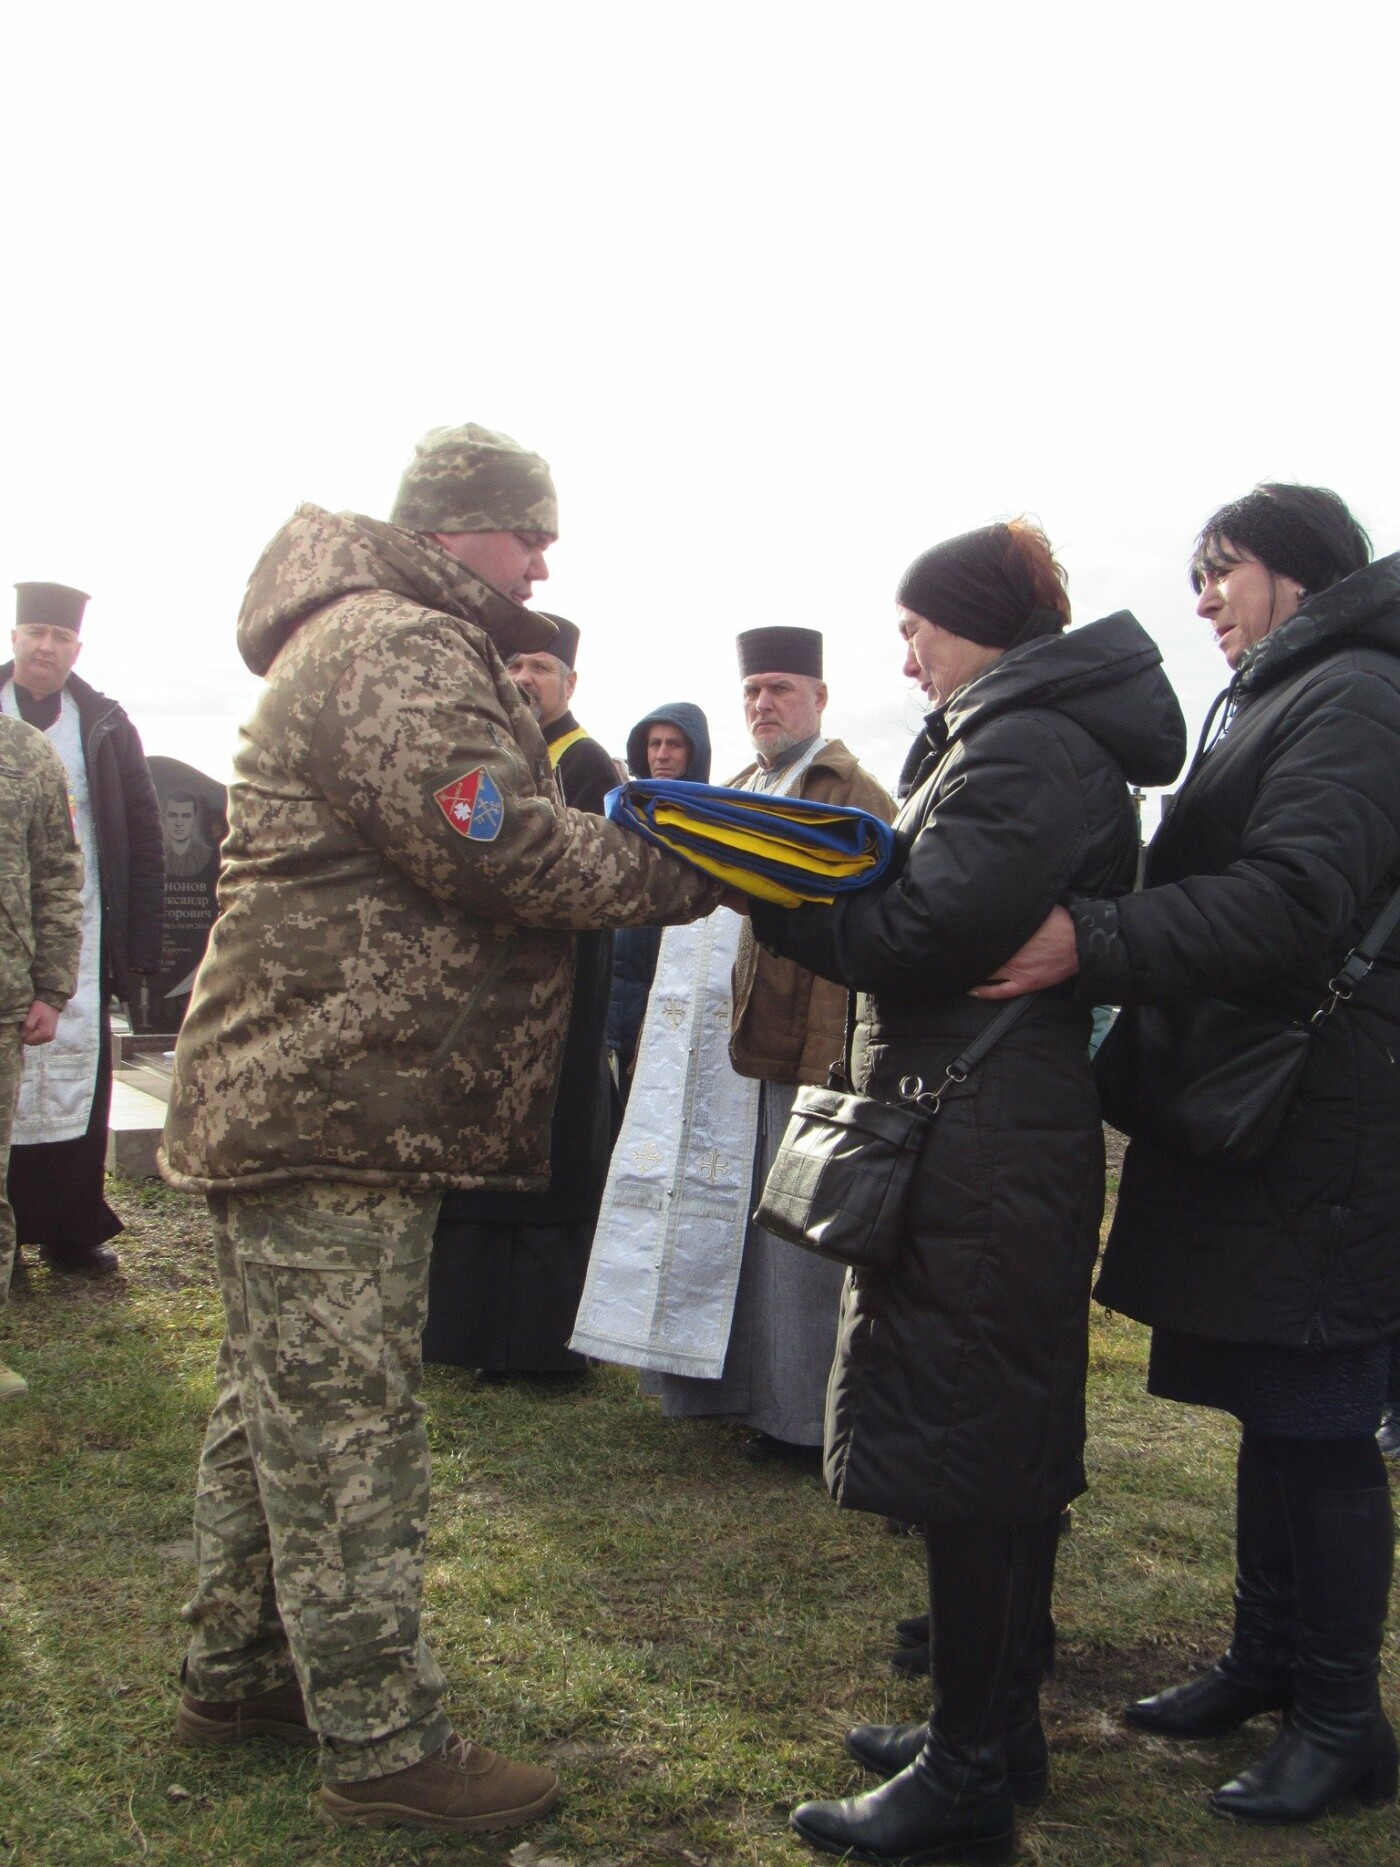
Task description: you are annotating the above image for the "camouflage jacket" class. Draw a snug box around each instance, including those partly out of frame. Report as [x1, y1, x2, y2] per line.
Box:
[0, 716, 84, 1023]
[160, 507, 719, 1193]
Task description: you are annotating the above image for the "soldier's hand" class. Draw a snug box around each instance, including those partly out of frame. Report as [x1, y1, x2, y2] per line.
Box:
[20, 1001, 61, 1046]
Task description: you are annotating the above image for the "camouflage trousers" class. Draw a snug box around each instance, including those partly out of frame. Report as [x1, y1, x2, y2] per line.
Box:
[181, 1181, 453, 1782]
[0, 1024, 23, 1302]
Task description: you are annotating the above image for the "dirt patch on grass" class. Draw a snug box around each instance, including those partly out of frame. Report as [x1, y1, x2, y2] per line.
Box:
[1055, 1637, 1221, 1706]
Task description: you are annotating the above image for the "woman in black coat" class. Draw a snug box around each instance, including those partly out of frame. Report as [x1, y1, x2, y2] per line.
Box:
[748, 522, 1186, 1865]
[981, 485, 1400, 1828]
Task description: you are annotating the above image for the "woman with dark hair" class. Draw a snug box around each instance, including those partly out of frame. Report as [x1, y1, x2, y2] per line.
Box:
[980, 484, 1400, 1826]
[747, 521, 1185, 1864]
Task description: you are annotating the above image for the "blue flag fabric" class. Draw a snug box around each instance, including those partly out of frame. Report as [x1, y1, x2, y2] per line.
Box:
[604, 777, 896, 907]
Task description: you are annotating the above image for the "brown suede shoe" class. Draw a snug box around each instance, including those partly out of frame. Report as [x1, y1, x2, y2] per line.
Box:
[318, 1734, 560, 1833]
[176, 1676, 316, 1747]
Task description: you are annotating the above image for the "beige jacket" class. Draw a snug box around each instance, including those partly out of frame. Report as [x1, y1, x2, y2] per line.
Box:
[728, 739, 892, 1085]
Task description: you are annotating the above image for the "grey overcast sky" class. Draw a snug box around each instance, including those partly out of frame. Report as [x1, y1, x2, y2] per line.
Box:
[3, 1, 1396, 798]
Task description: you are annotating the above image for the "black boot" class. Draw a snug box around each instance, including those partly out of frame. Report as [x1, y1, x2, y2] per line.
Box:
[1126, 1435, 1295, 1737]
[793, 1525, 1025, 1863]
[890, 1608, 931, 1676]
[1211, 1479, 1397, 1824]
[891, 1642, 931, 1677]
[844, 1719, 1049, 1816]
[852, 1510, 1062, 1810]
[1001, 1507, 1061, 1807]
[793, 1746, 1016, 1864]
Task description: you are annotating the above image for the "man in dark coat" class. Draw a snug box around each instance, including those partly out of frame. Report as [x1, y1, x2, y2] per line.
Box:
[423, 615, 624, 1375]
[605, 702, 712, 1087]
[3, 582, 163, 1274]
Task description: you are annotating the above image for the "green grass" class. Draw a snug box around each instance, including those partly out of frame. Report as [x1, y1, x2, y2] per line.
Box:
[2, 1173, 1398, 1864]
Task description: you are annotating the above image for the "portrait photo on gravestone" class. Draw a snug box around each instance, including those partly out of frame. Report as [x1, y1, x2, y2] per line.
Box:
[130, 755, 227, 1035]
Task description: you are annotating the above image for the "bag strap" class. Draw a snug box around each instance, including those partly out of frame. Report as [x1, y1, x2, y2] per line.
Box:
[832, 989, 1034, 1107]
[1349, 880, 1400, 966]
[833, 991, 859, 1091]
[897, 994, 1035, 1112]
[1317, 879, 1400, 1018]
[947, 994, 1035, 1076]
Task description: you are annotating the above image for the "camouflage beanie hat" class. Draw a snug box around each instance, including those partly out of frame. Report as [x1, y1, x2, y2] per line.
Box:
[390, 424, 558, 536]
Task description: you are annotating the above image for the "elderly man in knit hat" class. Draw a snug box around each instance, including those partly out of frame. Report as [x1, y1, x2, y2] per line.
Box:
[160, 424, 719, 1836]
[424, 611, 626, 1376]
[573, 627, 892, 1464]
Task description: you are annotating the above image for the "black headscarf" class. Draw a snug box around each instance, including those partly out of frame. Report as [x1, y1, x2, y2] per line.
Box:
[896, 524, 1065, 649]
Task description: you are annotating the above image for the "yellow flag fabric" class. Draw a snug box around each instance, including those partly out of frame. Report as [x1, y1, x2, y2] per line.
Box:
[605, 778, 895, 909]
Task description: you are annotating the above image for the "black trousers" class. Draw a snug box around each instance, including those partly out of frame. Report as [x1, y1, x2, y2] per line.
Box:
[422, 1218, 591, 1374]
[8, 1005, 122, 1253]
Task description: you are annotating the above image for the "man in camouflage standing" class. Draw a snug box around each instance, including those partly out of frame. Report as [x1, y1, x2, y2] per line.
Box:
[160, 425, 718, 1836]
[0, 715, 84, 1400]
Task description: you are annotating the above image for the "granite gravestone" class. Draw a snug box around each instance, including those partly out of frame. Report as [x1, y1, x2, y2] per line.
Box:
[129, 756, 228, 1034]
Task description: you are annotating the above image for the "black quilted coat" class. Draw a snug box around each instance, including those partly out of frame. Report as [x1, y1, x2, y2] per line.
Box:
[750, 615, 1186, 1524]
[1089, 554, 1400, 1350]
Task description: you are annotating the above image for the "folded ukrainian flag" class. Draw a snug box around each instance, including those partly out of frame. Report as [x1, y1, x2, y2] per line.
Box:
[605, 778, 895, 908]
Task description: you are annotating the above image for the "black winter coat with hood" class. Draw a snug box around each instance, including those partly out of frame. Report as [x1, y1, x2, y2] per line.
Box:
[1088, 555, 1400, 1351]
[606, 703, 712, 1069]
[751, 615, 1185, 1525]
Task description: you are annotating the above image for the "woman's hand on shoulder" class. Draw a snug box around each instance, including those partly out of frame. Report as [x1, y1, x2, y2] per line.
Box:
[971, 904, 1079, 999]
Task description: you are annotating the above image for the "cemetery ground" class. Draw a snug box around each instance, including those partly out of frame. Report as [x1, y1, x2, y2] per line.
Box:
[2, 1171, 1399, 1867]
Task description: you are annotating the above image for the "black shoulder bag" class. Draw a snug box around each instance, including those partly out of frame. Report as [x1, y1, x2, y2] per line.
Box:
[755, 991, 1033, 1272]
[1094, 880, 1400, 1165]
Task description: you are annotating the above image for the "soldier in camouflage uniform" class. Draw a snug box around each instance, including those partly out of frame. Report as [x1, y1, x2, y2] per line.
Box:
[0, 714, 84, 1401]
[162, 425, 719, 1835]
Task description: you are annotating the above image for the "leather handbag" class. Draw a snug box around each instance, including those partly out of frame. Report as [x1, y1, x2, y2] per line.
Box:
[756, 993, 1031, 1271]
[1094, 880, 1400, 1165]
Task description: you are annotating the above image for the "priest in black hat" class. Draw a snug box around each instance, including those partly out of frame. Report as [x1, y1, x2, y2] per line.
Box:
[573, 626, 893, 1461]
[3, 582, 163, 1274]
[502, 613, 622, 811]
[423, 614, 623, 1374]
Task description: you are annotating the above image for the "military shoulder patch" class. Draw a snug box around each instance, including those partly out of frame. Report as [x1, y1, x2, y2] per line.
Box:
[433, 767, 505, 842]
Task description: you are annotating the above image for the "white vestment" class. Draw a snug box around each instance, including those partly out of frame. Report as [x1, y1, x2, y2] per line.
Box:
[571, 740, 829, 1382]
[2, 684, 101, 1143]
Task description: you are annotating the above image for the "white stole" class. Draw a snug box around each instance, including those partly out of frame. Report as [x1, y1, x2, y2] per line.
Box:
[570, 739, 825, 1375]
[1, 684, 102, 1143]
